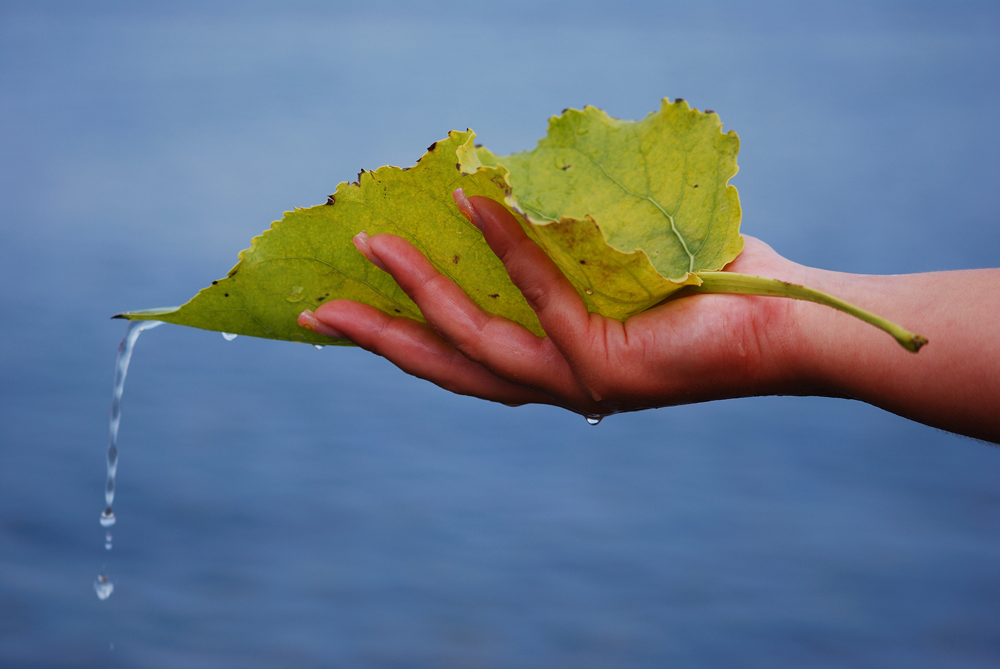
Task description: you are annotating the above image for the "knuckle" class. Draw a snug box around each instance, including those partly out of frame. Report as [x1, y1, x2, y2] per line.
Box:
[496, 235, 534, 266]
[416, 270, 450, 301]
[444, 312, 491, 363]
[360, 314, 393, 356]
[520, 284, 549, 314]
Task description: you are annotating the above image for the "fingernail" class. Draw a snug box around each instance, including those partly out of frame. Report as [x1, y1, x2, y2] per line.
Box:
[298, 309, 346, 338]
[452, 188, 486, 231]
[352, 231, 388, 271]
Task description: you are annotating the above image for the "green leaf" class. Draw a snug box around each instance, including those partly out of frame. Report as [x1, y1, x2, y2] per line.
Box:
[118, 98, 926, 352]
[486, 99, 743, 283]
[121, 130, 546, 344]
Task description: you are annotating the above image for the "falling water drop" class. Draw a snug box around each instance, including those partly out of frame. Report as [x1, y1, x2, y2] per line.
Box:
[100, 508, 116, 527]
[94, 573, 114, 600]
[585, 415, 603, 426]
[222, 332, 238, 341]
[313, 344, 324, 350]
[97, 319, 163, 600]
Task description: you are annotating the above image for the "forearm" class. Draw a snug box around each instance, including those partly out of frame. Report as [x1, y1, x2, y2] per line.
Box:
[779, 265, 1000, 443]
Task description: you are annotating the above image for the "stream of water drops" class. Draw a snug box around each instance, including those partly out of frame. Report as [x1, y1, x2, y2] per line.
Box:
[95, 319, 163, 600]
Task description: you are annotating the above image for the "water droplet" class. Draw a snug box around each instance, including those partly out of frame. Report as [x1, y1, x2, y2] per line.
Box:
[585, 415, 603, 426]
[94, 573, 114, 600]
[584, 288, 594, 295]
[222, 332, 238, 341]
[313, 344, 324, 350]
[100, 508, 116, 527]
[105, 531, 113, 550]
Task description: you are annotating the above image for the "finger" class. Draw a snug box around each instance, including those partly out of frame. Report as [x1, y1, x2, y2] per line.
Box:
[460, 194, 596, 361]
[358, 231, 582, 398]
[305, 301, 554, 406]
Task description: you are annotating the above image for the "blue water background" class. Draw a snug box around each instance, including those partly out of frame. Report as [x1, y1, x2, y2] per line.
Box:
[2, 2, 999, 666]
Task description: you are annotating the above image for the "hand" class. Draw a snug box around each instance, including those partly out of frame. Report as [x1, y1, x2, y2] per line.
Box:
[299, 196, 814, 418]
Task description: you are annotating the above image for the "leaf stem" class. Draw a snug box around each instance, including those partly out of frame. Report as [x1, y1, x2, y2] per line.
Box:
[692, 272, 928, 353]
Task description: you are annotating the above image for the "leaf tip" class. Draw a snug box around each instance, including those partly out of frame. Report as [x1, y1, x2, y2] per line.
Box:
[112, 306, 181, 321]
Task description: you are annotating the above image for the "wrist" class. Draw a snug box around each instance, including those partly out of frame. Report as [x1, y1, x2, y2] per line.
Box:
[754, 263, 867, 399]
[776, 266, 911, 402]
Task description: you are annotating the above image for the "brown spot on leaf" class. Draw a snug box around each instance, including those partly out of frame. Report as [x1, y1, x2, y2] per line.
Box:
[705, 109, 714, 114]
[212, 280, 218, 285]
[693, 184, 699, 188]
[674, 98, 685, 103]
[474, 143, 483, 148]
[579, 260, 587, 265]
[427, 141, 437, 152]
[326, 195, 336, 205]
[455, 162, 461, 171]
[452, 255, 460, 264]
[561, 164, 571, 170]
[394, 309, 401, 313]
[488, 293, 499, 299]
[224, 293, 229, 297]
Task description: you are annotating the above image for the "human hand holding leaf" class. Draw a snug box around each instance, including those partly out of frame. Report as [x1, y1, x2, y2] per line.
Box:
[304, 196, 824, 416]
[117, 99, 1000, 442]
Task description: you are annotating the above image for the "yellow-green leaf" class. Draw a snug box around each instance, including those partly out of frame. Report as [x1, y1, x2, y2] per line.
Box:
[486, 99, 743, 283]
[122, 130, 546, 344]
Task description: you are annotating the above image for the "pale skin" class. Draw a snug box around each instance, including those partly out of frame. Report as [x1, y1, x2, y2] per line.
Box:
[299, 195, 1000, 444]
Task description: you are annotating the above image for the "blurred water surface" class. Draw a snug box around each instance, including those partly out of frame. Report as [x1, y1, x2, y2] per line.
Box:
[2, 2, 999, 666]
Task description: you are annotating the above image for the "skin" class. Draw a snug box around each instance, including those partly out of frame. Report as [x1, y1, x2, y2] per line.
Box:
[300, 196, 1000, 444]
